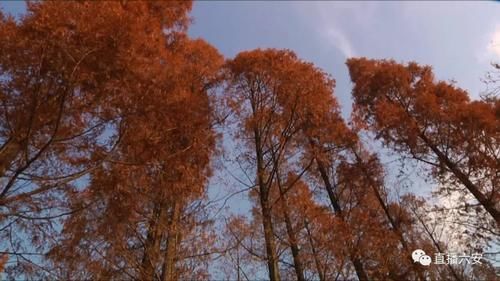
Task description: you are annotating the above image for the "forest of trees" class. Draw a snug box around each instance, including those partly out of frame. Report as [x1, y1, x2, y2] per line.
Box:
[0, 1, 498, 280]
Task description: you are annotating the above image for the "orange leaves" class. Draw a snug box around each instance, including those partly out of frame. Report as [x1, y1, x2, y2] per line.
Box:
[225, 48, 344, 149]
[347, 57, 500, 225]
[1, 1, 225, 279]
[347, 58, 475, 144]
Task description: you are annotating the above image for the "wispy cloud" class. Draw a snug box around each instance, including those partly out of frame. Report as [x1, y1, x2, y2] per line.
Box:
[323, 26, 356, 58]
[317, 5, 356, 58]
[293, 2, 358, 59]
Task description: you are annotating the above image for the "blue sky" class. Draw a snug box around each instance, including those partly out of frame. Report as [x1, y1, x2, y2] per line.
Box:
[189, 1, 500, 116]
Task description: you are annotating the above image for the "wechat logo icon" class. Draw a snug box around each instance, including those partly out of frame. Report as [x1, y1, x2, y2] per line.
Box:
[412, 249, 432, 266]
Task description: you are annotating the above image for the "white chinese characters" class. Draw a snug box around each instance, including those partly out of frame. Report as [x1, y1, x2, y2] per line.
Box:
[412, 249, 483, 266]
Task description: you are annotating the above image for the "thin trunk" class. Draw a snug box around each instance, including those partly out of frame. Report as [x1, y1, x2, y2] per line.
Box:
[277, 180, 305, 281]
[315, 158, 369, 281]
[371, 184, 429, 280]
[161, 202, 181, 281]
[255, 129, 281, 281]
[237, 247, 241, 281]
[141, 202, 164, 280]
[352, 152, 426, 281]
[370, 184, 428, 280]
[419, 133, 500, 225]
[304, 219, 325, 281]
[261, 196, 281, 281]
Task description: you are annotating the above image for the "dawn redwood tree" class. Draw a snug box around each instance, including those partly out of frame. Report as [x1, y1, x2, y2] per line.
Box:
[293, 68, 372, 280]
[270, 177, 342, 281]
[48, 24, 222, 281]
[225, 49, 343, 281]
[291, 58, 426, 279]
[348, 149, 432, 280]
[1, 1, 224, 279]
[346, 58, 499, 225]
[0, 0, 151, 270]
[224, 49, 288, 281]
[0, 0, 192, 208]
[225, 49, 395, 281]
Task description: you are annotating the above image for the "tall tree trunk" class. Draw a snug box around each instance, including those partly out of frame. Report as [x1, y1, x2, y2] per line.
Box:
[261, 195, 281, 281]
[352, 152, 427, 281]
[304, 219, 325, 281]
[255, 130, 281, 281]
[370, 184, 429, 280]
[141, 202, 164, 280]
[277, 179, 305, 281]
[236, 247, 241, 281]
[161, 202, 181, 281]
[315, 158, 369, 281]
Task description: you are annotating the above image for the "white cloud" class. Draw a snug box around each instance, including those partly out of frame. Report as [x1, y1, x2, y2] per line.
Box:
[293, 2, 358, 58]
[323, 26, 356, 58]
[315, 4, 357, 59]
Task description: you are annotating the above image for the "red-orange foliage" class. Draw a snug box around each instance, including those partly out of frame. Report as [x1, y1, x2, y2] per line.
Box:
[1, 1, 222, 279]
[225, 49, 335, 281]
[347, 58, 499, 226]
